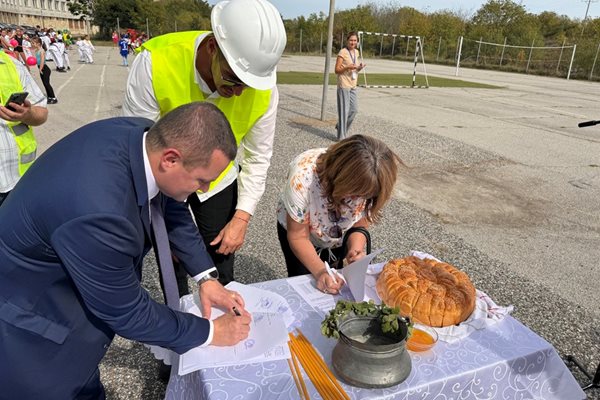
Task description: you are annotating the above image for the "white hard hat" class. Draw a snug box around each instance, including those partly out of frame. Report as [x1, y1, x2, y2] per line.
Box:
[211, 0, 287, 90]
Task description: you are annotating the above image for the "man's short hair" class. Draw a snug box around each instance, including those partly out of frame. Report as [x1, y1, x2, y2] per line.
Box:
[146, 102, 237, 168]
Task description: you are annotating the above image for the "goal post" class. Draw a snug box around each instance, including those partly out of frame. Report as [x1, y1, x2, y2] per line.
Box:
[357, 31, 429, 88]
[455, 36, 577, 79]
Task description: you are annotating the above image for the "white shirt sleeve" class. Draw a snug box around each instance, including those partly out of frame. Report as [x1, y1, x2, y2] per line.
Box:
[122, 50, 161, 121]
[236, 87, 279, 215]
[14, 59, 47, 107]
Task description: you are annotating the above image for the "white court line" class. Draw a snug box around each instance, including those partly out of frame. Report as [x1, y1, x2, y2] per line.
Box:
[55, 64, 85, 96]
[93, 64, 107, 120]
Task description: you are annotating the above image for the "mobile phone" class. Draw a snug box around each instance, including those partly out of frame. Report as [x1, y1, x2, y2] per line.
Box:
[4, 92, 29, 112]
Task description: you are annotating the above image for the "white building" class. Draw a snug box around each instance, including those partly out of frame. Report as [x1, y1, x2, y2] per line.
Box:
[0, 0, 89, 33]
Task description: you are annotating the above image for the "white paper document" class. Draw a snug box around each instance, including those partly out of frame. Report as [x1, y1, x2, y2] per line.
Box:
[226, 281, 295, 328]
[287, 275, 338, 315]
[341, 248, 384, 301]
[177, 284, 291, 375]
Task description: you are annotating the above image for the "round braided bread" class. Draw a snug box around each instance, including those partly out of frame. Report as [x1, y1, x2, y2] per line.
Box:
[376, 256, 476, 327]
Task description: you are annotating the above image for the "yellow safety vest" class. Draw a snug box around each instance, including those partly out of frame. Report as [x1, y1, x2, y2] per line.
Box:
[0, 51, 37, 176]
[142, 31, 272, 192]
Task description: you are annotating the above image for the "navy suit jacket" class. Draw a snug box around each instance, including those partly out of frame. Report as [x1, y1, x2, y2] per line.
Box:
[0, 118, 214, 399]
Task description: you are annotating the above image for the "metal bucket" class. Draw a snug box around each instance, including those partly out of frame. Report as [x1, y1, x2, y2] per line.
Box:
[332, 316, 412, 388]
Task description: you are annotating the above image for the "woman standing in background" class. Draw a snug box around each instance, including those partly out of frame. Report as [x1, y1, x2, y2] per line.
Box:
[335, 32, 365, 141]
[31, 37, 57, 104]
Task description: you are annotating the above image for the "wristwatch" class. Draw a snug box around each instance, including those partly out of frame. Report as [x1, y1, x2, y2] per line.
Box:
[198, 269, 219, 285]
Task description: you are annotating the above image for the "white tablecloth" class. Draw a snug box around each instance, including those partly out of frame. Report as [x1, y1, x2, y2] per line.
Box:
[165, 277, 585, 400]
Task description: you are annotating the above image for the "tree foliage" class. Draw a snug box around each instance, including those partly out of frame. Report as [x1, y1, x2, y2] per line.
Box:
[81, 0, 211, 39]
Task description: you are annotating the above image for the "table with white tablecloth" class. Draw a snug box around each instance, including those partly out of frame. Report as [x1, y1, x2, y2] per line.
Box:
[165, 276, 585, 400]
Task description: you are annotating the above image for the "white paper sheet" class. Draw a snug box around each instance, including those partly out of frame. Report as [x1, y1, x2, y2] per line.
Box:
[287, 275, 338, 315]
[178, 311, 289, 374]
[341, 248, 384, 301]
[176, 283, 292, 375]
[226, 281, 295, 328]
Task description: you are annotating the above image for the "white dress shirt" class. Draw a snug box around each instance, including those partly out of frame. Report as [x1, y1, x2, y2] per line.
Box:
[124, 32, 278, 215]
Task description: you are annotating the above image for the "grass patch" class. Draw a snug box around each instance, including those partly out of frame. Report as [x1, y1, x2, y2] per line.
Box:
[277, 72, 501, 88]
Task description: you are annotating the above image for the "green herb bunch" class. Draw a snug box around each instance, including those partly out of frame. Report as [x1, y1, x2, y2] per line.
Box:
[321, 300, 413, 340]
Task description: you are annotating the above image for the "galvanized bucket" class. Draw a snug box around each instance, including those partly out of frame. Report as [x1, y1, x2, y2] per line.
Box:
[332, 315, 412, 388]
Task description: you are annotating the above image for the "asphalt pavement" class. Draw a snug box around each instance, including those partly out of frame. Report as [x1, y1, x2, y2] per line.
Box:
[31, 47, 600, 399]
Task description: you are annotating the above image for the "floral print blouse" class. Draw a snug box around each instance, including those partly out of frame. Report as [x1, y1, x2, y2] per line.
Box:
[277, 148, 366, 249]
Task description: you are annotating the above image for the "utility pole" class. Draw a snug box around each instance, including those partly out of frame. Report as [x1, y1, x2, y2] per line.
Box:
[582, 0, 598, 36]
[320, 0, 335, 121]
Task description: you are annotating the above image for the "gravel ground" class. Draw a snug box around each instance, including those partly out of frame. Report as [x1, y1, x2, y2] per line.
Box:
[98, 85, 599, 399]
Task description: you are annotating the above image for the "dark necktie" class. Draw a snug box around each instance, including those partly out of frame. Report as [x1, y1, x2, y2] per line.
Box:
[150, 196, 179, 310]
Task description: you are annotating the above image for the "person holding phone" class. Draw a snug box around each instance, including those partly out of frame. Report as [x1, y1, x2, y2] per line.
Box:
[335, 31, 365, 141]
[0, 49, 48, 206]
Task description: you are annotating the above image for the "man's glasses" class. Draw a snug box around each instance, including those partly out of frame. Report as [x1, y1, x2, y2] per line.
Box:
[217, 51, 246, 88]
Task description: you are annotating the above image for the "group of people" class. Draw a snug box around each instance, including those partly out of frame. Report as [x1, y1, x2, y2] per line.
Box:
[1, 25, 97, 105]
[0, 0, 401, 398]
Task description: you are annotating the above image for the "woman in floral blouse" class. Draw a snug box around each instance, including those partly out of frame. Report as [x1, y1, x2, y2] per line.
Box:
[277, 135, 402, 294]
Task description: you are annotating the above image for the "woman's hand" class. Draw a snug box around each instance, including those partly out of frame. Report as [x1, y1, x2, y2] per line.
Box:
[315, 267, 344, 295]
[346, 248, 366, 264]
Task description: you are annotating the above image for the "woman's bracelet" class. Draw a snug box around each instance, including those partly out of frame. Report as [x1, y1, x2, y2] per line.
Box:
[232, 215, 250, 223]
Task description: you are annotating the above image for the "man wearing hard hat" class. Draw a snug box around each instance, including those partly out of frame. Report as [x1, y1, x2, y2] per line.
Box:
[123, 0, 286, 289]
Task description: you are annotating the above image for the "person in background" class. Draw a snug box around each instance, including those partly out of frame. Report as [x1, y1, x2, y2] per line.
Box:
[335, 31, 365, 141]
[0, 50, 48, 206]
[47, 37, 66, 72]
[123, 0, 287, 288]
[0, 102, 251, 399]
[30, 37, 58, 104]
[82, 35, 95, 63]
[0, 28, 12, 52]
[75, 36, 85, 62]
[118, 34, 130, 66]
[277, 135, 401, 295]
[12, 28, 29, 69]
[112, 30, 119, 47]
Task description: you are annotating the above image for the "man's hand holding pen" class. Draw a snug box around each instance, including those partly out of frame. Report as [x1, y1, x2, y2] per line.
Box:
[198, 279, 252, 346]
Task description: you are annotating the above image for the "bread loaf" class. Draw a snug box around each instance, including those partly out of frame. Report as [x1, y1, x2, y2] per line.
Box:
[376, 256, 476, 327]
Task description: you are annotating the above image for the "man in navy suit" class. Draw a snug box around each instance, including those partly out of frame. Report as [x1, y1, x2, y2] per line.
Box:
[0, 102, 251, 399]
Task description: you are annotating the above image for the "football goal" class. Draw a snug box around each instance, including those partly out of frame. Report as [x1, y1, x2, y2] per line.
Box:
[357, 31, 430, 88]
[455, 36, 577, 79]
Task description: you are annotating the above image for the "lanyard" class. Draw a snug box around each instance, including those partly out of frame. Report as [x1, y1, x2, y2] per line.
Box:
[347, 48, 356, 64]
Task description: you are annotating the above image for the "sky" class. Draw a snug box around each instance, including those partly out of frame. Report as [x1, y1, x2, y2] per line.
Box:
[207, 1, 597, 21]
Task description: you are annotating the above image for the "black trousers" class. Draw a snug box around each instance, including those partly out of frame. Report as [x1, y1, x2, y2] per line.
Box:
[39, 65, 56, 99]
[187, 180, 238, 285]
[277, 222, 345, 277]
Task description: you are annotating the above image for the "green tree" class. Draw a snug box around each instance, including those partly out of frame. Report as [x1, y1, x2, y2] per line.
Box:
[92, 0, 138, 37]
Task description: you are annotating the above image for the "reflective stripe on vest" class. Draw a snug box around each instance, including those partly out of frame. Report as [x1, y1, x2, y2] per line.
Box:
[0, 51, 38, 176]
[142, 31, 271, 192]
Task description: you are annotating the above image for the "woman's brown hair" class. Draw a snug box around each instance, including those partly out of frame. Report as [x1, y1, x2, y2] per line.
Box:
[316, 135, 402, 224]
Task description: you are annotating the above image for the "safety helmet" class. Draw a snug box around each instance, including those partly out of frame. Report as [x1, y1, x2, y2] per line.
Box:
[211, 0, 287, 90]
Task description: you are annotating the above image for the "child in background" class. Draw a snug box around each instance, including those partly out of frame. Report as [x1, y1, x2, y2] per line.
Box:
[82, 35, 95, 64]
[118, 34, 129, 66]
[30, 36, 57, 104]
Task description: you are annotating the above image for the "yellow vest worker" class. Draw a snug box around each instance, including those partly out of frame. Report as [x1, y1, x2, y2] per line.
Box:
[0, 51, 38, 177]
[123, 0, 286, 286]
